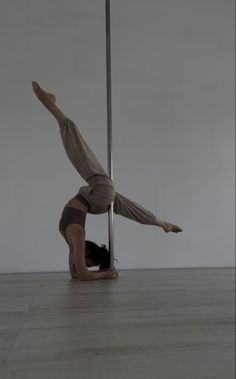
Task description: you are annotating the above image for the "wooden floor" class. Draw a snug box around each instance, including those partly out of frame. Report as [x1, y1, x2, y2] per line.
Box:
[0, 268, 234, 379]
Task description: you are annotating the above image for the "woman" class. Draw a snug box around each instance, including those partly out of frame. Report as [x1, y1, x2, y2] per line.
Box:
[32, 81, 182, 281]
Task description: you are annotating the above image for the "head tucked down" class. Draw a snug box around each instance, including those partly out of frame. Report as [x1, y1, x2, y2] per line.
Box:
[85, 240, 110, 269]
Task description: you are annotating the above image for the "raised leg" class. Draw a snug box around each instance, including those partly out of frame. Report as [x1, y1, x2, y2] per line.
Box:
[32, 81, 108, 182]
[114, 192, 182, 233]
[59, 118, 108, 181]
[32, 81, 67, 125]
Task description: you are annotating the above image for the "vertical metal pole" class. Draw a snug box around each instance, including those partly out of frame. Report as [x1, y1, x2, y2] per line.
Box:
[105, 0, 114, 269]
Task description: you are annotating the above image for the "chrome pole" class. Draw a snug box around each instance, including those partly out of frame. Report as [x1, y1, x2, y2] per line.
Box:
[105, 0, 114, 268]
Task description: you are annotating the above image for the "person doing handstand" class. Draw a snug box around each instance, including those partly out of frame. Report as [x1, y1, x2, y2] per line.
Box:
[32, 81, 182, 281]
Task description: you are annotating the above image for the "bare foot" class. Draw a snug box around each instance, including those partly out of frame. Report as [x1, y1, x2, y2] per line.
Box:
[162, 222, 183, 234]
[32, 81, 56, 106]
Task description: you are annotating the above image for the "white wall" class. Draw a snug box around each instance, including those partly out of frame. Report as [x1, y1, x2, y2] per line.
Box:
[0, 0, 234, 273]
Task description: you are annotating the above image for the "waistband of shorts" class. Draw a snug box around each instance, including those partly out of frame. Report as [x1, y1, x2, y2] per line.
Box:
[74, 193, 91, 211]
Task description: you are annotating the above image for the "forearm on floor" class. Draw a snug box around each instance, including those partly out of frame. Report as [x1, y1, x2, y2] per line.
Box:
[80, 271, 108, 281]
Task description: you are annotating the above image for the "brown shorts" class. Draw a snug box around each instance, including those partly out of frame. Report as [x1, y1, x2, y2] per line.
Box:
[77, 175, 115, 215]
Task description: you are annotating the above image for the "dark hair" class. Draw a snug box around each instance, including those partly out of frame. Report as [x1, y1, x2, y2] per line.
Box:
[85, 240, 110, 269]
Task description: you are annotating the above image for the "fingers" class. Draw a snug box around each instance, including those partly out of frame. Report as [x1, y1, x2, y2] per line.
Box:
[114, 270, 119, 278]
[110, 269, 119, 279]
[103, 269, 119, 279]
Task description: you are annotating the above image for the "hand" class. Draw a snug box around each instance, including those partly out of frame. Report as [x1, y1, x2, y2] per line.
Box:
[104, 269, 119, 279]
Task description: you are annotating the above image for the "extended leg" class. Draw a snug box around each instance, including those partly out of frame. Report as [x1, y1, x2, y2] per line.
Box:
[59, 118, 108, 181]
[32, 81, 108, 181]
[114, 192, 182, 233]
[32, 81, 67, 125]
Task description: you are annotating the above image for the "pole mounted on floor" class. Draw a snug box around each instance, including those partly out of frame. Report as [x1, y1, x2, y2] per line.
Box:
[105, 0, 114, 269]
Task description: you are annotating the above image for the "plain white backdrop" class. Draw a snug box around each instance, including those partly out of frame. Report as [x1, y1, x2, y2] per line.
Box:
[0, 0, 234, 273]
